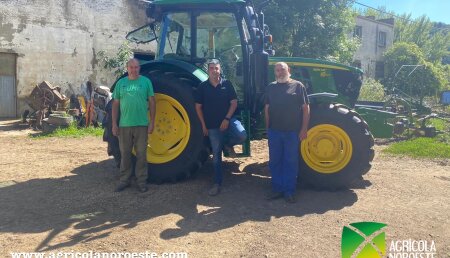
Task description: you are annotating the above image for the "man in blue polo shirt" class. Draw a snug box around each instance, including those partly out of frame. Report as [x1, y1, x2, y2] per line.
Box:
[195, 59, 247, 196]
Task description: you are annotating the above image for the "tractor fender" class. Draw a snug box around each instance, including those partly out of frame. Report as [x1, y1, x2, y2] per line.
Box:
[141, 59, 208, 83]
[308, 92, 338, 105]
[111, 59, 208, 92]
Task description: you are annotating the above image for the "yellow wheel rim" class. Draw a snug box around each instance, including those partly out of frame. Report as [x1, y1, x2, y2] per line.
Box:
[133, 93, 191, 164]
[300, 124, 352, 174]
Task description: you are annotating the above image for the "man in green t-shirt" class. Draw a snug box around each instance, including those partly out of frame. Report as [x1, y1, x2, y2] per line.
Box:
[112, 58, 156, 193]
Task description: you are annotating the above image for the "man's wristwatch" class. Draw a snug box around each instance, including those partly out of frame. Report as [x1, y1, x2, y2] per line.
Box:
[224, 117, 231, 121]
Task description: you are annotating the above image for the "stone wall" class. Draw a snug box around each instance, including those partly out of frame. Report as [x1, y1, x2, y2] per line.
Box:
[0, 0, 156, 116]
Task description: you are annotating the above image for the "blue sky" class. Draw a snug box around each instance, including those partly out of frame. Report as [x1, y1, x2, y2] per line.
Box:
[353, 0, 450, 23]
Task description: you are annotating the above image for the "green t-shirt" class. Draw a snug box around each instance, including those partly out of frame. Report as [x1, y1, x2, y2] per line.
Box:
[112, 75, 154, 127]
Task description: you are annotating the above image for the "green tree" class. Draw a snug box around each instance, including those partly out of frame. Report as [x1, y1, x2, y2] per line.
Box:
[395, 15, 450, 63]
[97, 42, 134, 79]
[257, 0, 359, 64]
[383, 42, 446, 104]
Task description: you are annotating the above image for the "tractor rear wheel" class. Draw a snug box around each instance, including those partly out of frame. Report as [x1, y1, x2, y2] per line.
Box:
[105, 72, 208, 183]
[299, 103, 375, 190]
[142, 72, 208, 183]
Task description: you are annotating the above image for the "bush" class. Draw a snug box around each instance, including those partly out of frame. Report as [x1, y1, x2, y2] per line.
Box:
[358, 78, 385, 101]
[383, 42, 446, 104]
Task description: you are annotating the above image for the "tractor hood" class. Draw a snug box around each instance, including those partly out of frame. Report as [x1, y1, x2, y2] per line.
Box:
[269, 57, 363, 74]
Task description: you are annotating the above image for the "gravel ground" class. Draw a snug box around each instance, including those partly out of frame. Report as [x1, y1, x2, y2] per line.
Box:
[0, 120, 449, 258]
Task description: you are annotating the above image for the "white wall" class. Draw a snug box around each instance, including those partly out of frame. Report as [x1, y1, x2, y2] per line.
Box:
[0, 0, 156, 115]
[353, 16, 394, 78]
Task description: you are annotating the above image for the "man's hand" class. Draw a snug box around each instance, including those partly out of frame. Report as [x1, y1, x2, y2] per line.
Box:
[202, 124, 208, 136]
[112, 125, 119, 137]
[220, 119, 230, 131]
[299, 128, 308, 141]
[148, 123, 154, 134]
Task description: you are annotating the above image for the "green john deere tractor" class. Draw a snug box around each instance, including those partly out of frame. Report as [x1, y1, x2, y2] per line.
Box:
[104, 0, 376, 190]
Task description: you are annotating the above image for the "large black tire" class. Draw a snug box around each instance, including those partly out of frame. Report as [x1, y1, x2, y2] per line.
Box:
[143, 72, 208, 183]
[103, 100, 121, 167]
[104, 72, 208, 183]
[299, 103, 375, 190]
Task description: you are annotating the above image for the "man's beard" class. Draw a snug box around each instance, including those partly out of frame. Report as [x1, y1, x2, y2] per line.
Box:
[276, 74, 291, 83]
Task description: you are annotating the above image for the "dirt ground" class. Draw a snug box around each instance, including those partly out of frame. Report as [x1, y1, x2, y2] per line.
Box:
[0, 119, 449, 258]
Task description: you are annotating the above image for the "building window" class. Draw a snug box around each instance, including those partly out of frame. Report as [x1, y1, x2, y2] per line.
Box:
[354, 26, 362, 38]
[378, 31, 387, 47]
[375, 62, 385, 79]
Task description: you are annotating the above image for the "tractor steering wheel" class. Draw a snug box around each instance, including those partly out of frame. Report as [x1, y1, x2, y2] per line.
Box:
[217, 45, 241, 61]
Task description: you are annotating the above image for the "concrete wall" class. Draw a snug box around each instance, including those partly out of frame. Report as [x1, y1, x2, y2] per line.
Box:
[353, 16, 394, 79]
[0, 0, 156, 116]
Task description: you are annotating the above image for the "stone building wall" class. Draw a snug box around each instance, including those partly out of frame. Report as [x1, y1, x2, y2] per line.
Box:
[0, 0, 156, 116]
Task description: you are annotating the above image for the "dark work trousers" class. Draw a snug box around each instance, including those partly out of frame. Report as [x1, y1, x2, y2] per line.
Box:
[118, 126, 148, 186]
[268, 128, 300, 197]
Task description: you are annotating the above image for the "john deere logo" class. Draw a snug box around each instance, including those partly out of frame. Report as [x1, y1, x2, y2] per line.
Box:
[341, 222, 387, 258]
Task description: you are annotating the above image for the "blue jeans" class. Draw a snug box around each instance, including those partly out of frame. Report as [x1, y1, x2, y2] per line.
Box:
[208, 118, 247, 185]
[268, 129, 300, 197]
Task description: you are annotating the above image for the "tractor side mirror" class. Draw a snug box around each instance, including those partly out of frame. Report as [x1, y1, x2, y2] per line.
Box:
[441, 90, 450, 105]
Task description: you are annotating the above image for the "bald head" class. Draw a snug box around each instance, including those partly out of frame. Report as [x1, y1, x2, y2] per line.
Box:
[127, 58, 140, 67]
[126, 58, 140, 79]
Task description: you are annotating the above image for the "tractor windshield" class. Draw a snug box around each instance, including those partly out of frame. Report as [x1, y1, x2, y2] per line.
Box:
[196, 12, 245, 60]
[158, 12, 246, 61]
[159, 12, 192, 60]
[158, 11, 248, 103]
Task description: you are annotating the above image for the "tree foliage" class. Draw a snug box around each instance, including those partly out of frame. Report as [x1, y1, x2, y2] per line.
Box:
[256, 0, 359, 64]
[97, 42, 134, 79]
[382, 42, 446, 103]
[394, 14, 450, 64]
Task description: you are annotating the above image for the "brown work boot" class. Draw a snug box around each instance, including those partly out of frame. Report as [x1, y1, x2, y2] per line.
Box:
[265, 191, 283, 201]
[138, 184, 149, 193]
[115, 182, 130, 192]
[284, 195, 296, 204]
[223, 145, 237, 158]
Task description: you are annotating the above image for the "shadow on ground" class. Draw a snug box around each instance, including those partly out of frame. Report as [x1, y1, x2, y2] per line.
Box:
[0, 120, 30, 132]
[0, 158, 369, 251]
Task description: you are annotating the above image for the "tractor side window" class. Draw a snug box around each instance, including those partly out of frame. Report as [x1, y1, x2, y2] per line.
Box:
[196, 12, 245, 103]
[300, 68, 313, 95]
[241, 18, 250, 44]
[160, 12, 191, 59]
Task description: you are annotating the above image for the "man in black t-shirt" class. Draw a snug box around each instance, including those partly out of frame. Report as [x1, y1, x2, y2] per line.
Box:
[264, 62, 310, 203]
[195, 59, 247, 196]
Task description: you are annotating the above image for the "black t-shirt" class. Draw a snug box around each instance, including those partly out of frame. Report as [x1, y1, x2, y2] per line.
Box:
[265, 80, 310, 132]
[195, 79, 238, 129]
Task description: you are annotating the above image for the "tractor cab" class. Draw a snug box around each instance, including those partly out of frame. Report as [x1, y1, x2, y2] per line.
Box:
[126, 0, 272, 109]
